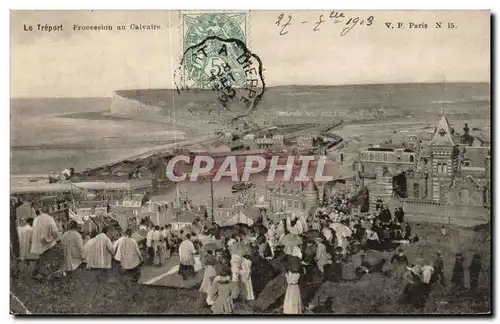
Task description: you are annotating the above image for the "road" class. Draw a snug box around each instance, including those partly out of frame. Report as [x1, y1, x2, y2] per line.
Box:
[139, 255, 203, 288]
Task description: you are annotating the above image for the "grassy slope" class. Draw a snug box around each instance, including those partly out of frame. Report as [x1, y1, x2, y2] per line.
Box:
[10, 222, 490, 315]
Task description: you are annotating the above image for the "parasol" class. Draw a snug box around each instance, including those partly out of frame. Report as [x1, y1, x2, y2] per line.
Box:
[280, 234, 303, 247]
[229, 241, 252, 256]
[330, 223, 352, 238]
[202, 240, 224, 252]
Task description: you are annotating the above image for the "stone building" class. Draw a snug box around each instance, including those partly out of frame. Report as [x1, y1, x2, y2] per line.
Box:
[355, 114, 490, 225]
[270, 182, 304, 213]
[269, 179, 320, 215]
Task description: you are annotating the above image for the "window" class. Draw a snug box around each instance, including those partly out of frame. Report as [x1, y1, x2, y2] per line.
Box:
[437, 162, 448, 174]
[413, 183, 420, 199]
[288, 199, 292, 207]
[459, 188, 470, 205]
[383, 153, 387, 161]
[369, 153, 374, 161]
[294, 201, 299, 208]
[410, 155, 414, 162]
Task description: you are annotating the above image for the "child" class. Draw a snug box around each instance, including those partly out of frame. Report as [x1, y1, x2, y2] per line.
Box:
[441, 225, 447, 238]
[209, 266, 239, 314]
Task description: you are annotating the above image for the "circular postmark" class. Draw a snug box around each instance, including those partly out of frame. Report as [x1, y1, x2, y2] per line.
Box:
[175, 36, 265, 122]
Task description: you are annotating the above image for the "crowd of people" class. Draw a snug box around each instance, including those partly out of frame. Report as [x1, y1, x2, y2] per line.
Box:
[10, 188, 484, 314]
[164, 189, 483, 314]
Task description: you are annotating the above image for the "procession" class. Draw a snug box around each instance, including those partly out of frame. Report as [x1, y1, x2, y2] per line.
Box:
[10, 182, 484, 315]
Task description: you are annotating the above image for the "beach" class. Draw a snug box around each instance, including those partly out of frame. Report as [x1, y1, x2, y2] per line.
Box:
[10, 97, 187, 174]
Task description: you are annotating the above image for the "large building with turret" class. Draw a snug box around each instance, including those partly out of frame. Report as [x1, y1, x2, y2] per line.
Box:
[355, 114, 491, 225]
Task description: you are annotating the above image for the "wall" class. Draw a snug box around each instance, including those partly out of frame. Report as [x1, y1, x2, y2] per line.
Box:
[390, 198, 489, 227]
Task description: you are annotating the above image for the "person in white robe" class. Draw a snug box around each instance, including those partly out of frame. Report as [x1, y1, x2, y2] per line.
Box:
[230, 253, 242, 298]
[113, 233, 127, 262]
[61, 221, 85, 273]
[84, 232, 97, 268]
[298, 214, 308, 232]
[288, 218, 303, 235]
[146, 227, 154, 264]
[87, 227, 114, 269]
[230, 254, 242, 282]
[162, 224, 173, 259]
[266, 223, 277, 257]
[31, 211, 62, 279]
[18, 218, 37, 261]
[240, 255, 255, 301]
[315, 238, 331, 273]
[277, 220, 286, 238]
[116, 229, 143, 281]
[152, 226, 164, 266]
[159, 226, 169, 260]
[178, 233, 196, 280]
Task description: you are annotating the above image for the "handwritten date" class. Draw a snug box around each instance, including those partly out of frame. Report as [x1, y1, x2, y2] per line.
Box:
[276, 11, 374, 36]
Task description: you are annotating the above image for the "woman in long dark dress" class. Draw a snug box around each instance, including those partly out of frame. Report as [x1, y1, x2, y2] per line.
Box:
[468, 253, 482, 290]
[451, 252, 465, 289]
[399, 265, 422, 307]
[391, 248, 409, 280]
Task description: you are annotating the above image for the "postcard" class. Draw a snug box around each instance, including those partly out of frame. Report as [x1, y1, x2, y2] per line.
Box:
[10, 10, 491, 315]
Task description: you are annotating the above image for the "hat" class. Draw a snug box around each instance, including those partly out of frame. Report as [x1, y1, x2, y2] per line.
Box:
[436, 250, 442, 255]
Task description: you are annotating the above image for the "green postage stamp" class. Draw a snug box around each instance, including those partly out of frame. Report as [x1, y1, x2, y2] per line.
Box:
[181, 11, 248, 89]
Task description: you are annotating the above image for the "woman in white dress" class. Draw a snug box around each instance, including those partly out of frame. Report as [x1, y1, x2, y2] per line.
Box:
[239, 254, 255, 301]
[199, 250, 218, 305]
[283, 269, 302, 314]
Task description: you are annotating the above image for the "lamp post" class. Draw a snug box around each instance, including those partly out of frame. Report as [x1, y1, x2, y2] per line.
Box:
[210, 175, 214, 223]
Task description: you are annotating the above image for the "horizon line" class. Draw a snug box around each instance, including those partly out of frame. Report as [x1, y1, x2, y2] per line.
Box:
[11, 80, 490, 99]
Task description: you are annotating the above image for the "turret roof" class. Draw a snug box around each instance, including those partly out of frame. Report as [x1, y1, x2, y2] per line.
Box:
[430, 114, 455, 146]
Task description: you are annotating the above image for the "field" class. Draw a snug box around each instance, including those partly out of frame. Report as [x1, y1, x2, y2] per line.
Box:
[10, 222, 491, 315]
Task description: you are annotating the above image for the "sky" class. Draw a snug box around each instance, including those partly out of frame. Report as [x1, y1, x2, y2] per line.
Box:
[10, 10, 490, 97]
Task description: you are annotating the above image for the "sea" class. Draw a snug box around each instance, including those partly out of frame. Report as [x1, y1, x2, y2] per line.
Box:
[10, 97, 186, 175]
[10, 83, 490, 176]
